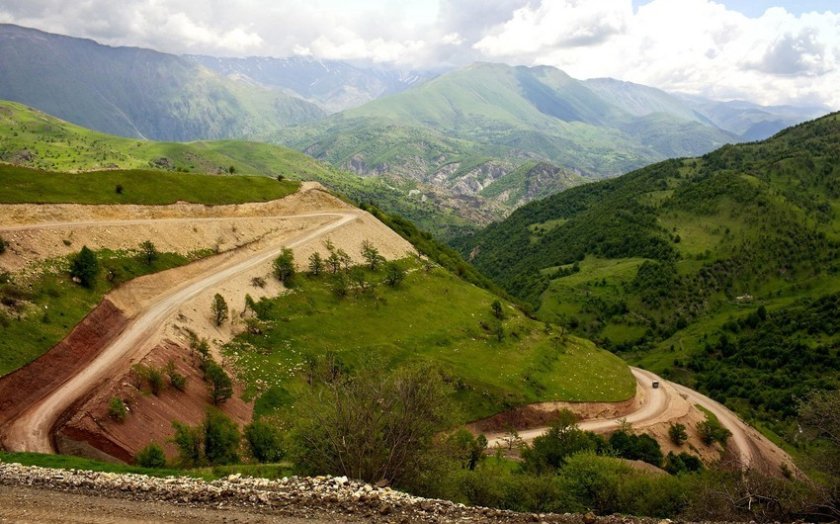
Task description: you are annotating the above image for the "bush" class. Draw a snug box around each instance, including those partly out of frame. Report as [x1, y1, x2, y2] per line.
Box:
[292, 365, 452, 486]
[139, 240, 158, 265]
[136, 443, 166, 468]
[522, 412, 607, 473]
[384, 261, 407, 287]
[171, 421, 204, 467]
[165, 360, 187, 391]
[134, 364, 165, 395]
[204, 359, 233, 405]
[245, 420, 284, 463]
[204, 408, 240, 465]
[669, 423, 688, 445]
[70, 246, 99, 288]
[608, 430, 663, 467]
[212, 293, 229, 326]
[108, 397, 127, 422]
[664, 451, 703, 475]
[273, 248, 295, 285]
[697, 418, 731, 446]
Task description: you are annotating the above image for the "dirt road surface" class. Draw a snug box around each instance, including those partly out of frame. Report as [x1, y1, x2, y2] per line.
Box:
[0, 484, 353, 523]
[486, 367, 794, 473]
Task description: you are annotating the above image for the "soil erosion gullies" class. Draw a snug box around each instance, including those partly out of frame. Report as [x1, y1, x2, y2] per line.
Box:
[0, 185, 415, 456]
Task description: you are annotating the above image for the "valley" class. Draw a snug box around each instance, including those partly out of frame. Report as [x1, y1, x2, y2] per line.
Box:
[0, 8, 838, 521]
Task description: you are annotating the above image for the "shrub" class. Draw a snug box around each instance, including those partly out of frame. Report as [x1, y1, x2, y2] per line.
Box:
[134, 364, 165, 395]
[522, 412, 607, 473]
[669, 423, 688, 445]
[361, 240, 384, 271]
[664, 451, 703, 475]
[273, 248, 295, 285]
[212, 293, 229, 326]
[245, 420, 284, 463]
[165, 360, 187, 391]
[139, 240, 158, 265]
[108, 397, 127, 422]
[608, 430, 663, 466]
[136, 443, 166, 468]
[204, 359, 233, 405]
[204, 408, 240, 465]
[697, 418, 731, 446]
[70, 246, 99, 288]
[292, 365, 452, 486]
[172, 421, 204, 467]
[384, 261, 407, 287]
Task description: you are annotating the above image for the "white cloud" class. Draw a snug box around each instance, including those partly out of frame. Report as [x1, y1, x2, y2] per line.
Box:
[474, 0, 840, 107]
[0, 0, 837, 107]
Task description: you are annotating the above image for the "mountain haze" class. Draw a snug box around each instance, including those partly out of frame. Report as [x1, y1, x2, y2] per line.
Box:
[0, 24, 325, 141]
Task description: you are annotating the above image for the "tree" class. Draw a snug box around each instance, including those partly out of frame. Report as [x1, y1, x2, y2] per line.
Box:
[171, 421, 204, 467]
[136, 443, 167, 468]
[308, 252, 324, 276]
[292, 365, 452, 485]
[361, 240, 384, 271]
[273, 248, 296, 285]
[798, 390, 840, 519]
[139, 240, 158, 265]
[70, 246, 99, 288]
[326, 251, 342, 274]
[491, 300, 504, 320]
[337, 248, 353, 271]
[204, 359, 233, 405]
[384, 261, 407, 287]
[329, 272, 349, 298]
[212, 293, 229, 326]
[204, 408, 240, 465]
[245, 420, 284, 463]
[608, 430, 663, 466]
[669, 423, 688, 445]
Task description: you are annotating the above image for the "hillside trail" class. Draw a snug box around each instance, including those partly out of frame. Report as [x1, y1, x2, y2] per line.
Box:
[3, 209, 357, 453]
[485, 367, 794, 474]
[0, 182, 417, 454]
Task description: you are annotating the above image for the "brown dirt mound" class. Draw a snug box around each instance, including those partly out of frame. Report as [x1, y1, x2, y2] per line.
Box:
[0, 300, 127, 446]
[58, 340, 253, 463]
[469, 397, 638, 434]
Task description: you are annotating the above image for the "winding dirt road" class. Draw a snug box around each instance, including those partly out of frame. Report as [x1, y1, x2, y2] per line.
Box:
[486, 368, 792, 473]
[2, 209, 361, 453]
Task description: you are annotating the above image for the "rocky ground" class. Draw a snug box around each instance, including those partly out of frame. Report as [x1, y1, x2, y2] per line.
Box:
[0, 461, 663, 524]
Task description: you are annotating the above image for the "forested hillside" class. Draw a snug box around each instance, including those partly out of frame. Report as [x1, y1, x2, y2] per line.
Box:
[461, 113, 840, 434]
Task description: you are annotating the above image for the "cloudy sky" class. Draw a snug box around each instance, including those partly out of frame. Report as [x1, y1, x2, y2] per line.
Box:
[1, 0, 838, 107]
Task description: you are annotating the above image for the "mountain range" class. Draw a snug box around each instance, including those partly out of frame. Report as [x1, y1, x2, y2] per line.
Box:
[0, 23, 828, 233]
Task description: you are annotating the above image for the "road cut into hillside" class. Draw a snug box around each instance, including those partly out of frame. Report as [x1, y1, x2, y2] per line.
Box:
[484, 367, 797, 477]
[0, 183, 415, 457]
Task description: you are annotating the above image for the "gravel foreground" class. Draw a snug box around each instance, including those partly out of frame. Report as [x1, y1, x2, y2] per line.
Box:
[0, 462, 665, 524]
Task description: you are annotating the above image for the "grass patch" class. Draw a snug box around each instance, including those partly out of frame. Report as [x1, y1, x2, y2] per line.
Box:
[0, 248, 211, 376]
[225, 259, 634, 422]
[0, 164, 299, 205]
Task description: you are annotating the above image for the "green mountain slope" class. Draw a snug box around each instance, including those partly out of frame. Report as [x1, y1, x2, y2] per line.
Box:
[0, 100, 473, 236]
[0, 24, 325, 141]
[461, 113, 840, 433]
[276, 62, 743, 228]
